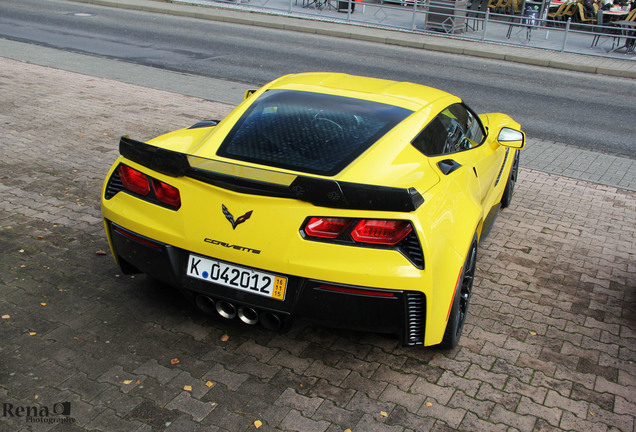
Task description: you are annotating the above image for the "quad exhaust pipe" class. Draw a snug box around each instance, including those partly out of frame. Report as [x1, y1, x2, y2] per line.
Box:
[194, 295, 282, 331]
[238, 307, 259, 325]
[215, 300, 237, 320]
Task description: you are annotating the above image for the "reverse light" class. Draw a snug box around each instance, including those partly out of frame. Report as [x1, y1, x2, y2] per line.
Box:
[304, 217, 352, 239]
[119, 165, 150, 196]
[351, 220, 413, 245]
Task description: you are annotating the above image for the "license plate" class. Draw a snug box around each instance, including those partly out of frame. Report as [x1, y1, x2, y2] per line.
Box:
[186, 254, 287, 300]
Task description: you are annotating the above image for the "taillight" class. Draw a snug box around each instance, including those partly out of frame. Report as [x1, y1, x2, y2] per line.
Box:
[301, 216, 422, 268]
[116, 164, 181, 209]
[119, 165, 150, 196]
[152, 179, 181, 207]
[351, 220, 412, 245]
[304, 217, 351, 239]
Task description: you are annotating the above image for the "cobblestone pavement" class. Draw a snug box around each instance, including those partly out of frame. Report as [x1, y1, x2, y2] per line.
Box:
[1, 57, 635, 432]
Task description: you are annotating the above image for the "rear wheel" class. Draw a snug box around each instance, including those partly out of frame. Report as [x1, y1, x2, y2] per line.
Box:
[501, 150, 520, 209]
[439, 235, 478, 349]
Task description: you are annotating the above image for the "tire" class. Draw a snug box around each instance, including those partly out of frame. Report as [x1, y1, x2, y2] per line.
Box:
[439, 234, 478, 349]
[500, 150, 520, 209]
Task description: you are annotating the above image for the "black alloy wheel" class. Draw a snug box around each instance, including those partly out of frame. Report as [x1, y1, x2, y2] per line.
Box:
[501, 150, 520, 209]
[439, 235, 478, 349]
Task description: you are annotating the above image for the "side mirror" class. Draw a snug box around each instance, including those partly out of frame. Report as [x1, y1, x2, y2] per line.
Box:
[497, 127, 525, 149]
[244, 89, 257, 100]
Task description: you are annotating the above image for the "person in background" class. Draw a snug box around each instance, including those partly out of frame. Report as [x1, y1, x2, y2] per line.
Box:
[583, 0, 597, 15]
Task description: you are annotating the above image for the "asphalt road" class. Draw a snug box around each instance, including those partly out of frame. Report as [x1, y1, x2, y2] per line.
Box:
[1, 0, 635, 158]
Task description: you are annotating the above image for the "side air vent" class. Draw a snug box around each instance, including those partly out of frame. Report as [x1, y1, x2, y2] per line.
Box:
[105, 167, 123, 199]
[404, 292, 425, 346]
[399, 231, 425, 269]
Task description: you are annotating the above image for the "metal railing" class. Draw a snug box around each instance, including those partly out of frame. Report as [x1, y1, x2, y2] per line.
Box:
[194, 0, 635, 59]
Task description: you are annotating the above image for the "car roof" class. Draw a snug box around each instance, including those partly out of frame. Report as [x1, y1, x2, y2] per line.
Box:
[262, 73, 457, 112]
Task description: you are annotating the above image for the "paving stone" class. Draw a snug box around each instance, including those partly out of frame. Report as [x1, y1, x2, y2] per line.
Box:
[379, 384, 425, 414]
[307, 379, 355, 407]
[516, 396, 563, 427]
[279, 409, 330, 432]
[353, 413, 405, 432]
[488, 404, 536, 432]
[313, 399, 363, 430]
[165, 391, 216, 422]
[274, 388, 324, 417]
[303, 360, 351, 386]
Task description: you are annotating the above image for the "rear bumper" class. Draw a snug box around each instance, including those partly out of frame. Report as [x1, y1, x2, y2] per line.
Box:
[108, 221, 427, 346]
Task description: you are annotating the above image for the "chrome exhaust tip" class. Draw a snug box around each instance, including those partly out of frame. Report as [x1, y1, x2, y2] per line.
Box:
[194, 295, 216, 315]
[238, 307, 259, 325]
[260, 312, 282, 331]
[215, 301, 237, 319]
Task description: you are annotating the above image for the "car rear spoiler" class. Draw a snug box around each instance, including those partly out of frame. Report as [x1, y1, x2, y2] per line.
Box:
[119, 136, 423, 212]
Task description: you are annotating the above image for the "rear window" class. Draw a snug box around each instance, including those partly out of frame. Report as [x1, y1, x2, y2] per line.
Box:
[217, 90, 413, 176]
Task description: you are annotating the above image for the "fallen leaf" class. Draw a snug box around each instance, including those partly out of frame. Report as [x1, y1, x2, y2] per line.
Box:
[1, 315, 9, 319]
[122, 380, 133, 385]
[96, 250, 107, 255]
[205, 381, 214, 388]
[380, 411, 388, 418]
[220, 334, 229, 342]
[425, 402, 433, 408]
[170, 358, 180, 365]
[29, 332, 37, 336]
[529, 331, 537, 336]
[254, 420, 263, 428]
[40, 303, 47, 307]
[19, 249, 24, 253]
[589, 411, 594, 416]
[135, 380, 141, 385]
[184, 385, 192, 392]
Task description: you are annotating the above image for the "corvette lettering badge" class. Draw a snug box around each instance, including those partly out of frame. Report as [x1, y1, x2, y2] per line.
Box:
[222, 204, 252, 230]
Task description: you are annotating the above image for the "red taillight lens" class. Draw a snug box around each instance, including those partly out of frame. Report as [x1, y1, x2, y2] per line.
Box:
[351, 220, 413, 245]
[119, 165, 150, 196]
[152, 179, 181, 207]
[304, 217, 351, 239]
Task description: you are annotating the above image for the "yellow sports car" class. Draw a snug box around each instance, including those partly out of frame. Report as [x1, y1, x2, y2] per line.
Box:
[101, 73, 524, 348]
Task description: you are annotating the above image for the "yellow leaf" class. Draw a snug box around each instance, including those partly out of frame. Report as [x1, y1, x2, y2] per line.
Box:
[184, 385, 192, 392]
[29, 332, 37, 336]
[19, 249, 24, 253]
[1, 315, 9, 319]
[380, 411, 388, 417]
[345, 430, 352, 432]
[529, 331, 537, 336]
[170, 358, 180, 365]
[40, 303, 47, 307]
[254, 420, 263, 428]
[205, 381, 214, 388]
[425, 402, 433, 407]
[122, 380, 133, 385]
[220, 334, 229, 342]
